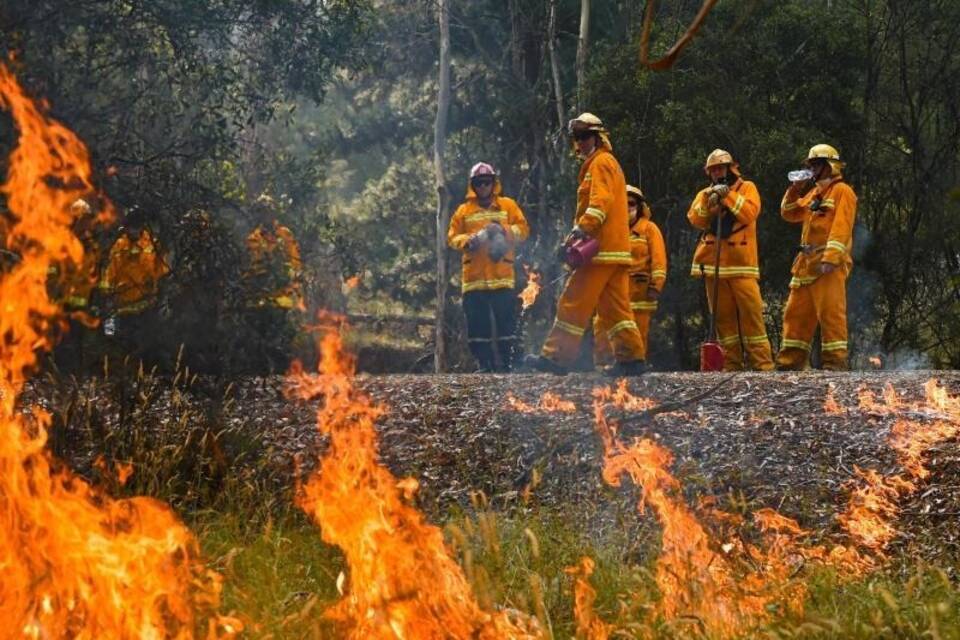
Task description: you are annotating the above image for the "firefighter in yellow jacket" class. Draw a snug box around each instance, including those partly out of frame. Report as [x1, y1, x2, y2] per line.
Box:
[776, 144, 857, 371]
[245, 195, 302, 311]
[448, 162, 529, 371]
[99, 209, 169, 316]
[241, 194, 303, 373]
[687, 149, 774, 371]
[526, 113, 646, 376]
[594, 185, 666, 366]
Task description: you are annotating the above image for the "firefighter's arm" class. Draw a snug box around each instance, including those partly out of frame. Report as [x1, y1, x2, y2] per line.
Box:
[780, 186, 809, 223]
[576, 158, 614, 235]
[723, 181, 760, 226]
[447, 206, 471, 251]
[647, 222, 667, 291]
[503, 199, 530, 245]
[686, 189, 714, 231]
[821, 185, 858, 266]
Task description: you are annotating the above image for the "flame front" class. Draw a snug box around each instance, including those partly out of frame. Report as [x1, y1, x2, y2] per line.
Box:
[518, 267, 541, 311]
[0, 63, 234, 638]
[507, 391, 576, 414]
[294, 325, 541, 638]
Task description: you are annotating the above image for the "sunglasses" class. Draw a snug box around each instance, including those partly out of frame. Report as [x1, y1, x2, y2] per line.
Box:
[571, 130, 595, 141]
[627, 199, 639, 208]
[471, 178, 494, 187]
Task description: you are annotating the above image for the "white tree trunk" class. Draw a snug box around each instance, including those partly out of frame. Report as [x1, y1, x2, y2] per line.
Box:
[433, 0, 452, 373]
[575, 0, 591, 111]
[548, 0, 566, 132]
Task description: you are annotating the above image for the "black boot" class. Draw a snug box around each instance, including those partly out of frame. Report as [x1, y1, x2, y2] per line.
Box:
[603, 359, 647, 377]
[523, 354, 569, 376]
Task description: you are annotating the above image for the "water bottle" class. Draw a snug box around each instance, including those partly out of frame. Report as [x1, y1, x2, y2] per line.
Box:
[103, 316, 116, 336]
[787, 169, 814, 183]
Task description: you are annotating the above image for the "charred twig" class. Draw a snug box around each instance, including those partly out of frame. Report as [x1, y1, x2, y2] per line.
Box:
[613, 373, 740, 433]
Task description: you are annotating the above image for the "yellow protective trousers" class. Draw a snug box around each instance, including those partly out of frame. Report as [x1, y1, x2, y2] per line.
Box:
[775, 268, 848, 371]
[594, 280, 655, 365]
[705, 277, 774, 371]
[542, 264, 644, 366]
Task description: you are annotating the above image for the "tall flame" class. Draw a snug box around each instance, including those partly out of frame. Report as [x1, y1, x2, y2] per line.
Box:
[0, 63, 236, 637]
[294, 323, 541, 638]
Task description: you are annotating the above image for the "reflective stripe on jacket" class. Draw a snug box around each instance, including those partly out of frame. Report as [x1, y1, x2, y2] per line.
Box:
[448, 178, 529, 294]
[687, 178, 762, 279]
[575, 148, 631, 265]
[781, 177, 857, 288]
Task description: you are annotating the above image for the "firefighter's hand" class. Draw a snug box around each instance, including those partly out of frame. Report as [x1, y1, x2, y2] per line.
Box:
[788, 180, 814, 197]
[711, 184, 730, 198]
[566, 225, 588, 243]
[646, 288, 660, 301]
[819, 262, 837, 275]
[466, 233, 482, 252]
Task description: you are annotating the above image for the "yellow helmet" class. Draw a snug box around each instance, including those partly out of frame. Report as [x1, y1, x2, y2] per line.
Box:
[805, 143, 845, 176]
[626, 184, 644, 200]
[704, 149, 734, 169]
[567, 112, 605, 134]
[703, 148, 740, 177]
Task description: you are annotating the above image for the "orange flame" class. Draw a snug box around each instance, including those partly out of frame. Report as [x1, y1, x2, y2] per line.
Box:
[823, 387, 843, 415]
[837, 380, 960, 560]
[507, 391, 576, 414]
[294, 322, 541, 638]
[344, 274, 361, 291]
[518, 267, 541, 311]
[565, 557, 611, 640]
[607, 379, 657, 411]
[0, 63, 237, 637]
[869, 356, 882, 368]
[592, 387, 801, 637]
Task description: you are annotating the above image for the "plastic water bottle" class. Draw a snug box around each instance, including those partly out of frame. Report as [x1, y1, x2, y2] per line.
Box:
[103, 316, 116, 336]
[788, 169, 814, 183]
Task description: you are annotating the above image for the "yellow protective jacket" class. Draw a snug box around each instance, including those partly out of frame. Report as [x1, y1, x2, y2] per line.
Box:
[245, 221, 302, 309]
[575, 148, 631, 264]
[687, 177, 762, 279]
[629, 204, 667, 293]
[780, 176, 857, 288]
[48, 240, 99, 309]
[99, 229, 169, 314]
[447, 179, 529, 294]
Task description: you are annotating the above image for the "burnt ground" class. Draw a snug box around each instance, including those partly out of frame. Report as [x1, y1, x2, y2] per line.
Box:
[34, 370, 960, 571]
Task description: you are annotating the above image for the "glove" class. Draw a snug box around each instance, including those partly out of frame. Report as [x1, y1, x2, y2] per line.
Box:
[711, 184, 730, 198]
[466, 231, 484, 252]
[646, 287, 660, 301]
[565, 225, 588, 244]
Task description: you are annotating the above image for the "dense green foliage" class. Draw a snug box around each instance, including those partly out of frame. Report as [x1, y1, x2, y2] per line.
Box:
[2, 0, 959, 371]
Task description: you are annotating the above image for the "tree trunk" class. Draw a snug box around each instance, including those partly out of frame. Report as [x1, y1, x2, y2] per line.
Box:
[575, 0, 590, 111]
[548, 0, 566, 132]
[433, 0, 452, 373]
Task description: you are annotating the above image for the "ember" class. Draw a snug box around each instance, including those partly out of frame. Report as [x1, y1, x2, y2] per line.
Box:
[518, 266, 541, 311]
[507, 391, 577, 413]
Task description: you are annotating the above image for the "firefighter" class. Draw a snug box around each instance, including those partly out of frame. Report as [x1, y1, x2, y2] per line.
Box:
[525, 113, 646, 376]
[687, 149, 774, 371]
[241, 194, 303, 373]
[776, 144, 857, 371]
[593, 185, 666, 367]
[447, 162, 529, 372]
[99, 208, 169, 317]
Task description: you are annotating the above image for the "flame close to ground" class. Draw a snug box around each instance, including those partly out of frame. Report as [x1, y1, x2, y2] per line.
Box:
[518, 267, 541, 311]
[507, 391, 577, 414]
[837, 380, 960, 556]
[0, 63, 236, 638]
[591, 386, 806, 638]
[293, 323, 541, 638]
